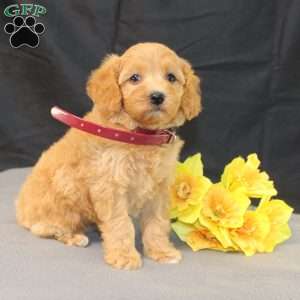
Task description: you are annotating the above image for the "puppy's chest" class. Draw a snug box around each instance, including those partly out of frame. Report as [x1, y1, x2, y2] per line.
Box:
[127, 149, 170, 191]
[92, 140, 182, 216]
[125, 144, 181, 215]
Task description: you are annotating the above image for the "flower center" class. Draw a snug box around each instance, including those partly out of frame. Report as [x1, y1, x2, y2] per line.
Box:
[213, 204, 226, 218]
[177, 182, 191, 199]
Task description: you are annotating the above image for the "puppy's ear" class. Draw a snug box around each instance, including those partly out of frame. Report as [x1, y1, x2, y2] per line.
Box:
[180, 59, 202, 120]
[87, 55, 121, 117]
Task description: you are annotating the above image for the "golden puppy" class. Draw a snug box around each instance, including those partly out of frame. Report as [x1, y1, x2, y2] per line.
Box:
[16, 42, 201, 270]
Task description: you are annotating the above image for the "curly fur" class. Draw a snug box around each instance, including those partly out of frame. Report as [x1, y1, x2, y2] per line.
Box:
[16, 42, 201, 270]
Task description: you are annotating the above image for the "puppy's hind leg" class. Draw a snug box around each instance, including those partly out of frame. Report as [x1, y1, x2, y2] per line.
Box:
[30, 223, 89, 247]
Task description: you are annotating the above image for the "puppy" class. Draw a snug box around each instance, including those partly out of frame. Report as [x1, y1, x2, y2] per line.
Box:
[16, 43, 201, 270]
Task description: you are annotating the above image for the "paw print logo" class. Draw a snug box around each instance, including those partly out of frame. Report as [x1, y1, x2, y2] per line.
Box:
[4, 16, 45, 48]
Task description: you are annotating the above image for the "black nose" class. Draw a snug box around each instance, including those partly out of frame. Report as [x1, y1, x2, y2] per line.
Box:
[150, 91, 165, 105]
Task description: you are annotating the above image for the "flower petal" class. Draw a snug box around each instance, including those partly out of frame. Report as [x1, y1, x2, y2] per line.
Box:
[230, 211, 271, 256]
[221, 157, 245, 190]
[256, 199, 293, 252]
[246, 153, 260, 169]
[186, 231, 218, 251]
[184, 153, 204, 177]
[199, 214, 234, 248]
[178, 203, 202, 224]
[257, 199, 293, 225]
[171, 221, 195, 242]
[259, 224, 292, 253]
[201, 184, 250, 228]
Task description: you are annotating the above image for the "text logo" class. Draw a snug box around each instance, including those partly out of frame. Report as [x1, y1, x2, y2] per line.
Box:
[3, 4, 47, 48]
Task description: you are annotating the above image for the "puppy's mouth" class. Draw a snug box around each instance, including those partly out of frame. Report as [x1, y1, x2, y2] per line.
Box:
[123, 99, 175, 129]
[151, 104, 165, 112]
[144, 107, 167, 119]
[135, 107, 175, 130]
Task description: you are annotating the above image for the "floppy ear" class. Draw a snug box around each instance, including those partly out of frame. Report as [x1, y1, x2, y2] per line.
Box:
[86, 55, 122, 117]
[181, 59, 202, 120]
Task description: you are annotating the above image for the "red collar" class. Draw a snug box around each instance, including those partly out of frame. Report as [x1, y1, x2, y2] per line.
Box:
[50, 106, 176, 146]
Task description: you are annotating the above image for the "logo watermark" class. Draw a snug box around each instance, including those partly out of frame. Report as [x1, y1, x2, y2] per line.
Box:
[3, 3, 47, 48]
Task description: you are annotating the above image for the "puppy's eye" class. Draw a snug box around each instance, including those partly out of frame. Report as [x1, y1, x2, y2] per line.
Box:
[129, 74, 141, 83]
[167, 73, 177, 83]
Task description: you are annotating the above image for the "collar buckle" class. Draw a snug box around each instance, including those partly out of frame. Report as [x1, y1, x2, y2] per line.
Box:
[165, 129, 177, 143]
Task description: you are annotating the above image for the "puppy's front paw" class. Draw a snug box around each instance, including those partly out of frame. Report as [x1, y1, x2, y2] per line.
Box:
[104, 249, 142, 270]
[66, 234, 89, 247]
[145, 247, 182, 264]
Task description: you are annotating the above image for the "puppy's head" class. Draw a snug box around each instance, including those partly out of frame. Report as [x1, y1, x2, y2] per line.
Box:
[87, 43, 201, 130]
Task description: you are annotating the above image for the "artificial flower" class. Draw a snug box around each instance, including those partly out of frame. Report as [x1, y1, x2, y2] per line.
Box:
[221, 154, 277, 198]
[172, 221, 231, 252]
[201, 184, 250, 228]
[170, 153, 212, 223]
[170, 152, 294, 256]
[230, 210, 270, 256]
[256, 199, 293, 252]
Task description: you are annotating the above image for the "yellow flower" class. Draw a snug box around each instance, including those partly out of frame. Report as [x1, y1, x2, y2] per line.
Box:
[170, 154, 212, 223]
[201, 184, 251, 228]
[230, 211, 271, 256]
[171, 221, 231, 252]
[170, 152, 294, 256]
[256, 199, 293, 252]
[197, 184, 250, 249]
[221, 154, 277, 198]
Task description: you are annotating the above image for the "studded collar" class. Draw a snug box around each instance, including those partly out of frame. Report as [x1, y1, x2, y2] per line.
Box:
[51, 106, 176, 146]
